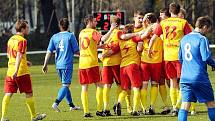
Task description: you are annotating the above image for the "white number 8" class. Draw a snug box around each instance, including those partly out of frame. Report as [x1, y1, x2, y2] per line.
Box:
[184, 43, 192, 61]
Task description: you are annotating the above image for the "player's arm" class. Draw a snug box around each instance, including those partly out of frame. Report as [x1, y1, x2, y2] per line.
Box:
[120, 32, 139, 40]
[42, 37, 55, 74]
[100, 23, 116, 42]
[70, 33, 80, 56]
[148, 23, 162, 57]
[200, 37, 215, 68]
[13, 52, 23, 79]
[102, 44, 120, 58]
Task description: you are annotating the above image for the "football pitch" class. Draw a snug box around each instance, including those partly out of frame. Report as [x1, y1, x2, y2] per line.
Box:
[0, 63, 214, 121]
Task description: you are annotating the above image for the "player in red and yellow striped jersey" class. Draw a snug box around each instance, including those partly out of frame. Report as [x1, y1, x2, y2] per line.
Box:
[116, 24, 142, 116]
[99, 16, 122, 116]
[1, 20, 46, 121]
[79, 14, 102, 117]
[79, 14, 118, 117]
[148, 3, 192, 116]
[137, 13, 163, 115]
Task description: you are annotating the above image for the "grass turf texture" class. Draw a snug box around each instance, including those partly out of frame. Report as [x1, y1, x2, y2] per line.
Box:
[0, 63, 215, 121]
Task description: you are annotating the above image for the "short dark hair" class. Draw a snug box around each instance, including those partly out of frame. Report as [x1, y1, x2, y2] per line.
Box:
[15, 19, 28, 32]
[124, 24, 134, 33]
[195, 16, 212, 29]
[160, 8, 171, 17]
[134, 10, 144, 17]
[84, 14, 94, 25]
[59, 18, 69, 30]
[180, 8, 186, 16]
[169, 3, 181, 15]
[145, 13, 157, 23]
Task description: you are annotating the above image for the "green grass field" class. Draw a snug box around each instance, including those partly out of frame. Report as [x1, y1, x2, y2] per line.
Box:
[0, 62, 215, 121]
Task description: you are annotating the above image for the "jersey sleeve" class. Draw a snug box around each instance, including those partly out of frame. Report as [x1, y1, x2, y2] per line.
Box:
[70, 33, 79, 53]
[153, 23, 163, 37]
[132, 36, 142, 43]
[92, 31, 102, 43]
[183, 22, 192, 35]
[200, 37, 215, 67]
[17, 40, 27, 54]
[111, 44, 120, 54]
[47, 36, 55, 52]
[117, 31, 124, 40]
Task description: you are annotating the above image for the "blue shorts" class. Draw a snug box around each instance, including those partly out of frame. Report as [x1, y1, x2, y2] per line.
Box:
[180, 83, 214, 103]
[57, 69, 73, 84]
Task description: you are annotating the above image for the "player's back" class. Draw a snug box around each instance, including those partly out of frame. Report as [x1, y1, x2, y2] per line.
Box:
[179, 31, 210, 83]
[50, 31, 77, 69]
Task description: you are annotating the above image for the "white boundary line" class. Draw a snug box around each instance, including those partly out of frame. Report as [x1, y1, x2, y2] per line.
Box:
[1, 46, 215, 56]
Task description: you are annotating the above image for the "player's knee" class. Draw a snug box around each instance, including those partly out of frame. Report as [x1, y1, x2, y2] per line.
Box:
[151, 81, 158, 86]
[104, 84, 112, 88]
[82, 85, 88, 91]
[181, 102, 191, 110]
[62, 84, 70, 87]
[5, 93, 13, 97]
[25, 93, 33, 98]
[206, 101, 215, 108]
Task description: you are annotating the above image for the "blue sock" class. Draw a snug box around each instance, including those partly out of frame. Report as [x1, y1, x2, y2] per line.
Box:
[178, 109, 188, 121]
[208, 107, 215, 121]
[66, 88, 74, 107]
[56, 86, 68, 104]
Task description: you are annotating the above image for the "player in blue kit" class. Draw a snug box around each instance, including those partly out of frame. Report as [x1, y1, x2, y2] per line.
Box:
[42, 18, 80, 112]
[178, 16, 215, 121]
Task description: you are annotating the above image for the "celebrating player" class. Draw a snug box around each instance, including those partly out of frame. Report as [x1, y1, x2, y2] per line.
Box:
[148, 3, 192, 115]
[100, 16, 122, 116]
[138, 13, 163, 115]
[116, 24, 142, 116]
[1, 20, 46, 121]
[42, 18, 80, 112]
[178, 16, 215, 121]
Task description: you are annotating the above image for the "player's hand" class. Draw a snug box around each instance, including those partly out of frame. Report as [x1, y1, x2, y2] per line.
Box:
[42, 65, 48, 74]
[137, 42, 143, 52]
[27, 61, 32, 67]
[12, 71, 18, 80]
[147, 48, 153, 58]
[102, 50, 114, 58]
[110, 23, 117, 31]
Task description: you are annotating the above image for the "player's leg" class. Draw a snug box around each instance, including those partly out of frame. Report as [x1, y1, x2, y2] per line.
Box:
[190, 102, 196, 115]
[149, 63, 161, 115]
[52, 69, 67, 112]
[194, 83, 215, 120]
[61, 69, 80, 110]
[1, 93, 13, 121]
[102, 66, 114, 116]
[128, 64, 142, 116]
[81, 84, 91, 117]
[178, 83, 195, 121]
[178, 102, 191, 121]
[166, 61, 179, 115]
[1, 76, 15, 121]
[206, 101, 215, 121]
[18, 75, 46, 121]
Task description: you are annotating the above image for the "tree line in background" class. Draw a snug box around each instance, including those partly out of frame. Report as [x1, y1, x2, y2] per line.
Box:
[0, 0, 214, 52]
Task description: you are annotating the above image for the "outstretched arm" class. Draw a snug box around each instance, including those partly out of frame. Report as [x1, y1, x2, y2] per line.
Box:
[101, 23, 116, 42]
[42, 51, 52, 74]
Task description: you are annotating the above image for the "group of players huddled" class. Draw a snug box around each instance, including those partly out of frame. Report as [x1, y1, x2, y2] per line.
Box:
[1, 2, 215, 121]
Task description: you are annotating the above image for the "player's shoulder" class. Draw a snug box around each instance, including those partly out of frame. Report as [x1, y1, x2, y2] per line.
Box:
[10, 34, 26, 42]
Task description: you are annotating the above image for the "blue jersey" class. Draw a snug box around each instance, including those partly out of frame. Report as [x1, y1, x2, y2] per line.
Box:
[47, 31, 79, 69]
[179, 31, 215, 83]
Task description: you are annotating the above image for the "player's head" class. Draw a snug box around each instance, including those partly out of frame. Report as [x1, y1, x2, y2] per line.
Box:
[133, 10, 144, 27]
[178, 8, 186, 19]
[144, 13, 157, 25]
[195, 16, 212, 34]
[160, 8, 171, 20]
[84, 14, 97, 29]
[123, 24, 134, 33]
[59, 18, 69, 31]
[110, 15, 121, 27]
[169, 3, 181, 16]
[15, 19, 29, 35]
